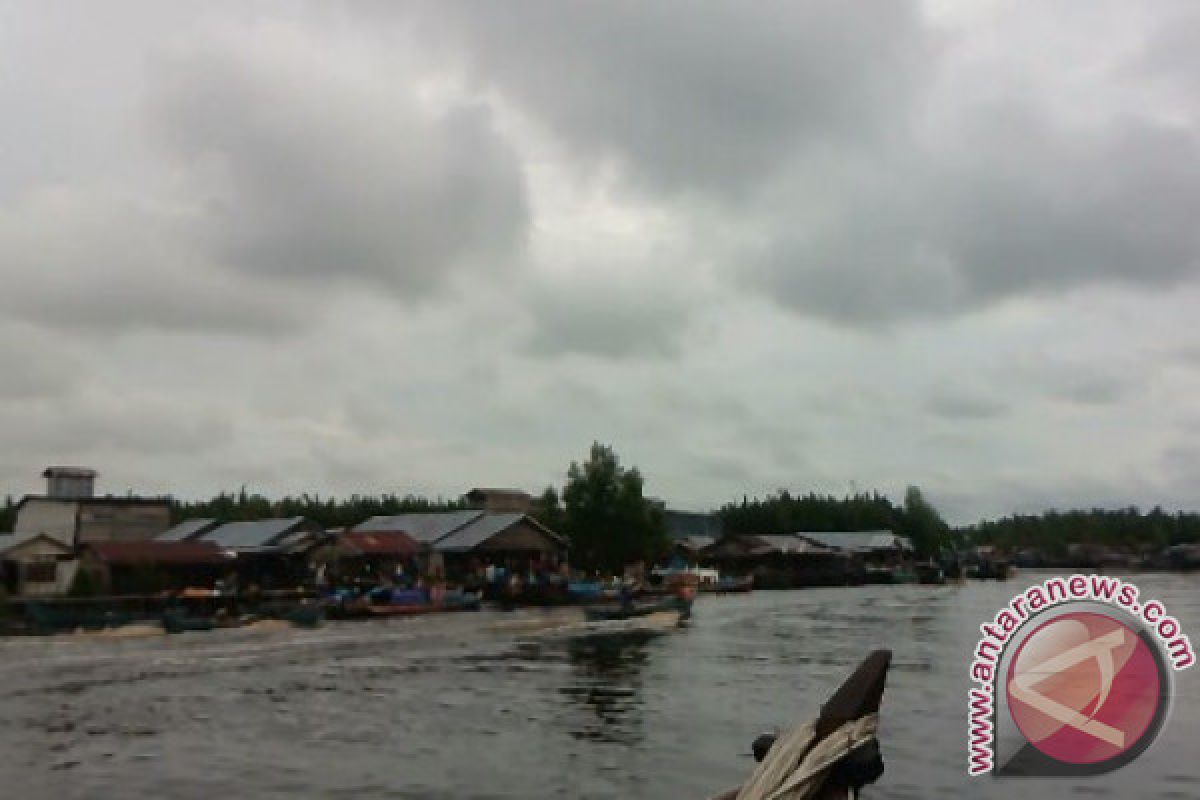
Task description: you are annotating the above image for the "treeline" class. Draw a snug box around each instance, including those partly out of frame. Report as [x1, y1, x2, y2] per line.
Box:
[171, 489, 467, 530]
[718, 486, 954, 557]
[965, 507, 1200, 555]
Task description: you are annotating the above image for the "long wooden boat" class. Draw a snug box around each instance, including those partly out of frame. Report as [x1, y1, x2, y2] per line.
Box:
[583, 594, 693, 622]
[25, 602, 142, 634]
[162, 608, 218, 633]
[703, 575, 753, 594]
[326, 589, 482, 619]
[709, 649, 891, 800]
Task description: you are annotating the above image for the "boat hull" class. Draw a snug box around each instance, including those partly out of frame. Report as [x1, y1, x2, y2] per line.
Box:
[584, 596, 692, 622]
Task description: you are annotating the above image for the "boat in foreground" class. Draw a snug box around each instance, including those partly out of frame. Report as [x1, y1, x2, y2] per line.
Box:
[708, 648, 891, 800]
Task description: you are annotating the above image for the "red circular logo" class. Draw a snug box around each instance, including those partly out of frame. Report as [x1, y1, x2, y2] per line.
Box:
[1006, 611, 1163, 765]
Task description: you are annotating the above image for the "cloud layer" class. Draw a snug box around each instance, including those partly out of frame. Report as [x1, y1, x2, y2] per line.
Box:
[2, 1, 1200, 522]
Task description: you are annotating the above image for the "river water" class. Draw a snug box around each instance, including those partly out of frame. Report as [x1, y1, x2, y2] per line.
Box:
[1, 572, 1197, 799]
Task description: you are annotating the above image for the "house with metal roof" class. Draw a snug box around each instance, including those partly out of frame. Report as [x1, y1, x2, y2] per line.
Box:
[702, 532, 855, 589]
[798, 531, 912, 555]
[12, 467, 172, 546]
[178, 517, 327, 589]
[352, 510, 566, 577]
[0, 531, 77, 596]
[201, 517, 323, 552]
[79, 540, 234, 595]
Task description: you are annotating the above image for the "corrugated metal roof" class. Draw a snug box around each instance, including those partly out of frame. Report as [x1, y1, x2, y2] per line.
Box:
[157, 518, 219, 541]
[755, 534, 841, 555]
[798, 531, 911, 553]
[201, 517, 312, 548]
[434, 512, 528, 553]
[354, 511, 483, 544]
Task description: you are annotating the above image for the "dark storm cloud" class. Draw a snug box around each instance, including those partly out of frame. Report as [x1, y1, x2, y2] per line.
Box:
[152, 34, 529, 297]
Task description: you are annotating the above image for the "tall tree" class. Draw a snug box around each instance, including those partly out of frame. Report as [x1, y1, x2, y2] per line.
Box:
[0, 495, 15, 533]
[896, 485, 950, 557]
[561, 442, 668, 573]
[533, 486, 565, 534]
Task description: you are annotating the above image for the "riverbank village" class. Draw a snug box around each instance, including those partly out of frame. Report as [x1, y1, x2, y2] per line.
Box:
[1, 466, 1195, 635]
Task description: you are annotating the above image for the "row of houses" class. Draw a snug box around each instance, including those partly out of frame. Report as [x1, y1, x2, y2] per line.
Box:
[662, 511, 914, 587]
[1, 468, 566, 597]
[2, 467, 914, 597]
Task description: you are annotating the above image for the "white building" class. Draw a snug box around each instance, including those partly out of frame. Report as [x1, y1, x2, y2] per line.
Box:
[12, 467, 172, 546]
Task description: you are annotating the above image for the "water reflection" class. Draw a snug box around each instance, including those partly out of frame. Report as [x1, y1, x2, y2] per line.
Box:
[558, 631, 659, 744]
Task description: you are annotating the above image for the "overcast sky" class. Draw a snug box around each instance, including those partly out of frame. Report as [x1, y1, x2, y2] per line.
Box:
[3, 1, 1200, 524]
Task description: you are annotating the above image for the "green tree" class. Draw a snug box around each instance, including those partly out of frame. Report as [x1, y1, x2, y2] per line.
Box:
[533, 486, 566, 533]
[896, 485, 950, 557]
[561, 443, 668, 573]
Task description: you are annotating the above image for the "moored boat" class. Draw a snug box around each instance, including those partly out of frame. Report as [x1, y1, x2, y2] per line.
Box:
[25, 602, 142, 634]
[161, 608, 217, 633]
[914, 561, 946, 585]
[325, 586, 481, 619]
[705, 575, 753, 594]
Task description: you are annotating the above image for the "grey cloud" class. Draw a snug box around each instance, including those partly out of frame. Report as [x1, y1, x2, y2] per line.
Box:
[1051, 374, 1132, 407]
[756, 113, 1200, 324]
[417, 0, 934, 197]
[0, 391, 236, 456]
[0, 326, 81, 401]
[410, 2, 1200, 325]
[524, 273, 693, 359]
[926, 389, 1008, 420]
[152, 35, 528, 297]
[0, 188, 304, 336]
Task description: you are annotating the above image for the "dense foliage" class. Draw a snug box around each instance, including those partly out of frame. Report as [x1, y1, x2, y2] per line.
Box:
[542, 442, 669, 572]
[719, 485, 955, 557]
[171, 490, 466, 529]
[965, 507, 1200, 555]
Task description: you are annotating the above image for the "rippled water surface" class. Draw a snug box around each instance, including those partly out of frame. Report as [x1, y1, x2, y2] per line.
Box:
[2, 572, 1197, 799]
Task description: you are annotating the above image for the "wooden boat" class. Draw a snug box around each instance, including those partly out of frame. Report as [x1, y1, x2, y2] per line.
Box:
[162, 608, 217, 633]
[914, 561, 946, 585]
[583, 594, 692, 622]
[705, 575, 753, 594]
[968, 559, 1011, 580]
[25, 602, 140, 634]
[709, 649, 891, 800]
[284, 604, 325, 628]
[326, 588, 482, 619]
